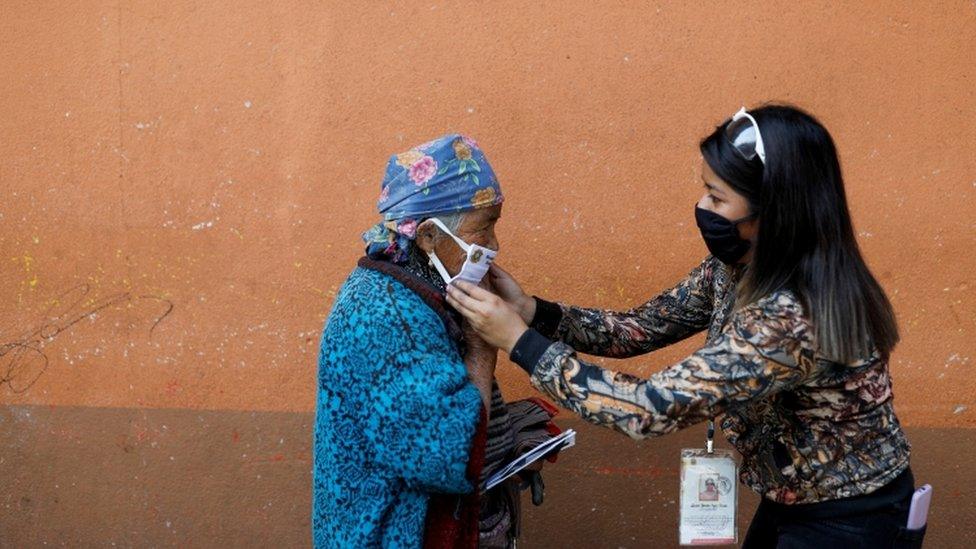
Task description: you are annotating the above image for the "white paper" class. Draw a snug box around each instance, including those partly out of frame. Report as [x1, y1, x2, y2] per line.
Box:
[484, 429, 576, 490]
[679, 449, 738, 546]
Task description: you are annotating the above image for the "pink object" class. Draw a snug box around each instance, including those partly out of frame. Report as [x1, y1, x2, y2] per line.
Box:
[397, 219, 417, 238]
[408, 156, 437, 185]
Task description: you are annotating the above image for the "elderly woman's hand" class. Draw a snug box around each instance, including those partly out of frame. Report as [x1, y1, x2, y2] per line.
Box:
[487, 264, 536, 324]
[446, 281, 528, 354]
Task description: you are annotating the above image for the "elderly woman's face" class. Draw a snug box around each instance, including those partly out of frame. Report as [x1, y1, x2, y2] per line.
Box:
[418, 205, 502, 278]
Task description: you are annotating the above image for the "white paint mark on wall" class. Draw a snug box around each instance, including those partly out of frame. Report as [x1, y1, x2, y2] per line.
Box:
[945, 353, 970, 367]
[191, 220, 214, 231]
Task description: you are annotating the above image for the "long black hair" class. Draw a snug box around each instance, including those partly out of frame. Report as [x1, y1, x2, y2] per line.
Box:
[700, 104, 899, 363]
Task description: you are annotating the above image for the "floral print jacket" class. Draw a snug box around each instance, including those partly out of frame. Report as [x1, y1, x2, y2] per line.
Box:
[510, 255, 911, 504]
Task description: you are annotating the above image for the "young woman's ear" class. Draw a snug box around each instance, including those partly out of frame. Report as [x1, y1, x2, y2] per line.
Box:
[415, 219, 437, 253]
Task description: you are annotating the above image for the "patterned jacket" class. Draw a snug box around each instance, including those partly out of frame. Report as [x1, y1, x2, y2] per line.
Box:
[510, 255, 911, 504]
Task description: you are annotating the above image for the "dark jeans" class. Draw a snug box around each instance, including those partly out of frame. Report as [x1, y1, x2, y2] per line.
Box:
[741, 468, 927, 549]
[742, 496, 912, 549]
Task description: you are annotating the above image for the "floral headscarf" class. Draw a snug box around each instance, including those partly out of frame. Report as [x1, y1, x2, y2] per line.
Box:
[363, 134, 504, 263]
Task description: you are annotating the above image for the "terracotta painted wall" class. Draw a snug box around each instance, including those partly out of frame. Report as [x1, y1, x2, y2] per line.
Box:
[2, 1, 974, 546]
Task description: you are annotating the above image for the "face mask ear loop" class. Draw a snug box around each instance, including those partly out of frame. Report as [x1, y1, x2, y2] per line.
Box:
[427, 217, 472, 253]
[427, 250, 455, 285]
[425, 217, 472, 285]
[732, 212, 758, 225]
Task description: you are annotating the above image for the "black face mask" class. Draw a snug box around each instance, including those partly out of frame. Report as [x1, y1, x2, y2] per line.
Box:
[694, 206, 756, 265]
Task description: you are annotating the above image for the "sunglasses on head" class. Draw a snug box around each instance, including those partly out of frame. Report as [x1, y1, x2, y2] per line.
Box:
[725, 107, 766, 165]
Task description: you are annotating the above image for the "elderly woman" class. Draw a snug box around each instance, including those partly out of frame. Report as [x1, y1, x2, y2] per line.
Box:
[313, 134, 551, 548]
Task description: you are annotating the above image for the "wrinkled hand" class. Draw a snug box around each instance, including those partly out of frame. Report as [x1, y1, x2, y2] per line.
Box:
[487, 264, 536, 324]
[446, 281, 528, 354]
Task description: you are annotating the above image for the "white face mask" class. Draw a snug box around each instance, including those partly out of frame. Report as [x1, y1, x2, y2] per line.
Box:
[426, 217, 497, 286]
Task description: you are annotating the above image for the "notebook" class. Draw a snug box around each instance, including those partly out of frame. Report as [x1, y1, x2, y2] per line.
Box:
[484, 429, 576, 490]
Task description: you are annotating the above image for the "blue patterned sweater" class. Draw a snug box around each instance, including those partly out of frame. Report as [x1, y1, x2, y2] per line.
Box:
[313, 261, 485, 548]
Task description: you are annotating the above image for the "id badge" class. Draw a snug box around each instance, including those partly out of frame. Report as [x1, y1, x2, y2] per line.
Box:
[679, 448, 738, 546]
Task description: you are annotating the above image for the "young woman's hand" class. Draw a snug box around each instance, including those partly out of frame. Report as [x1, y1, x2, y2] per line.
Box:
[447, 281, 528, 354]
[487, 264, 536, 324]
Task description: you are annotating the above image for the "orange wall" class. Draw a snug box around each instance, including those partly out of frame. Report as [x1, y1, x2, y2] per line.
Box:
[3, 1, 975, 427]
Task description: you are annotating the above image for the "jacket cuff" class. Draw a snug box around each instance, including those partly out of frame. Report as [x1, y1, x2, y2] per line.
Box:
[530, 296, 562, 339]
[510, 329, 552, 375]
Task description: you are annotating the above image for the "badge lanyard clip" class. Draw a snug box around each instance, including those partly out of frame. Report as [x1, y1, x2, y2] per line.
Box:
[706, 419, 715, 454]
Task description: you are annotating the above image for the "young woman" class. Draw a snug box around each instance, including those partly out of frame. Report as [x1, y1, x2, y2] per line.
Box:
[445, 105, 922, 547]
